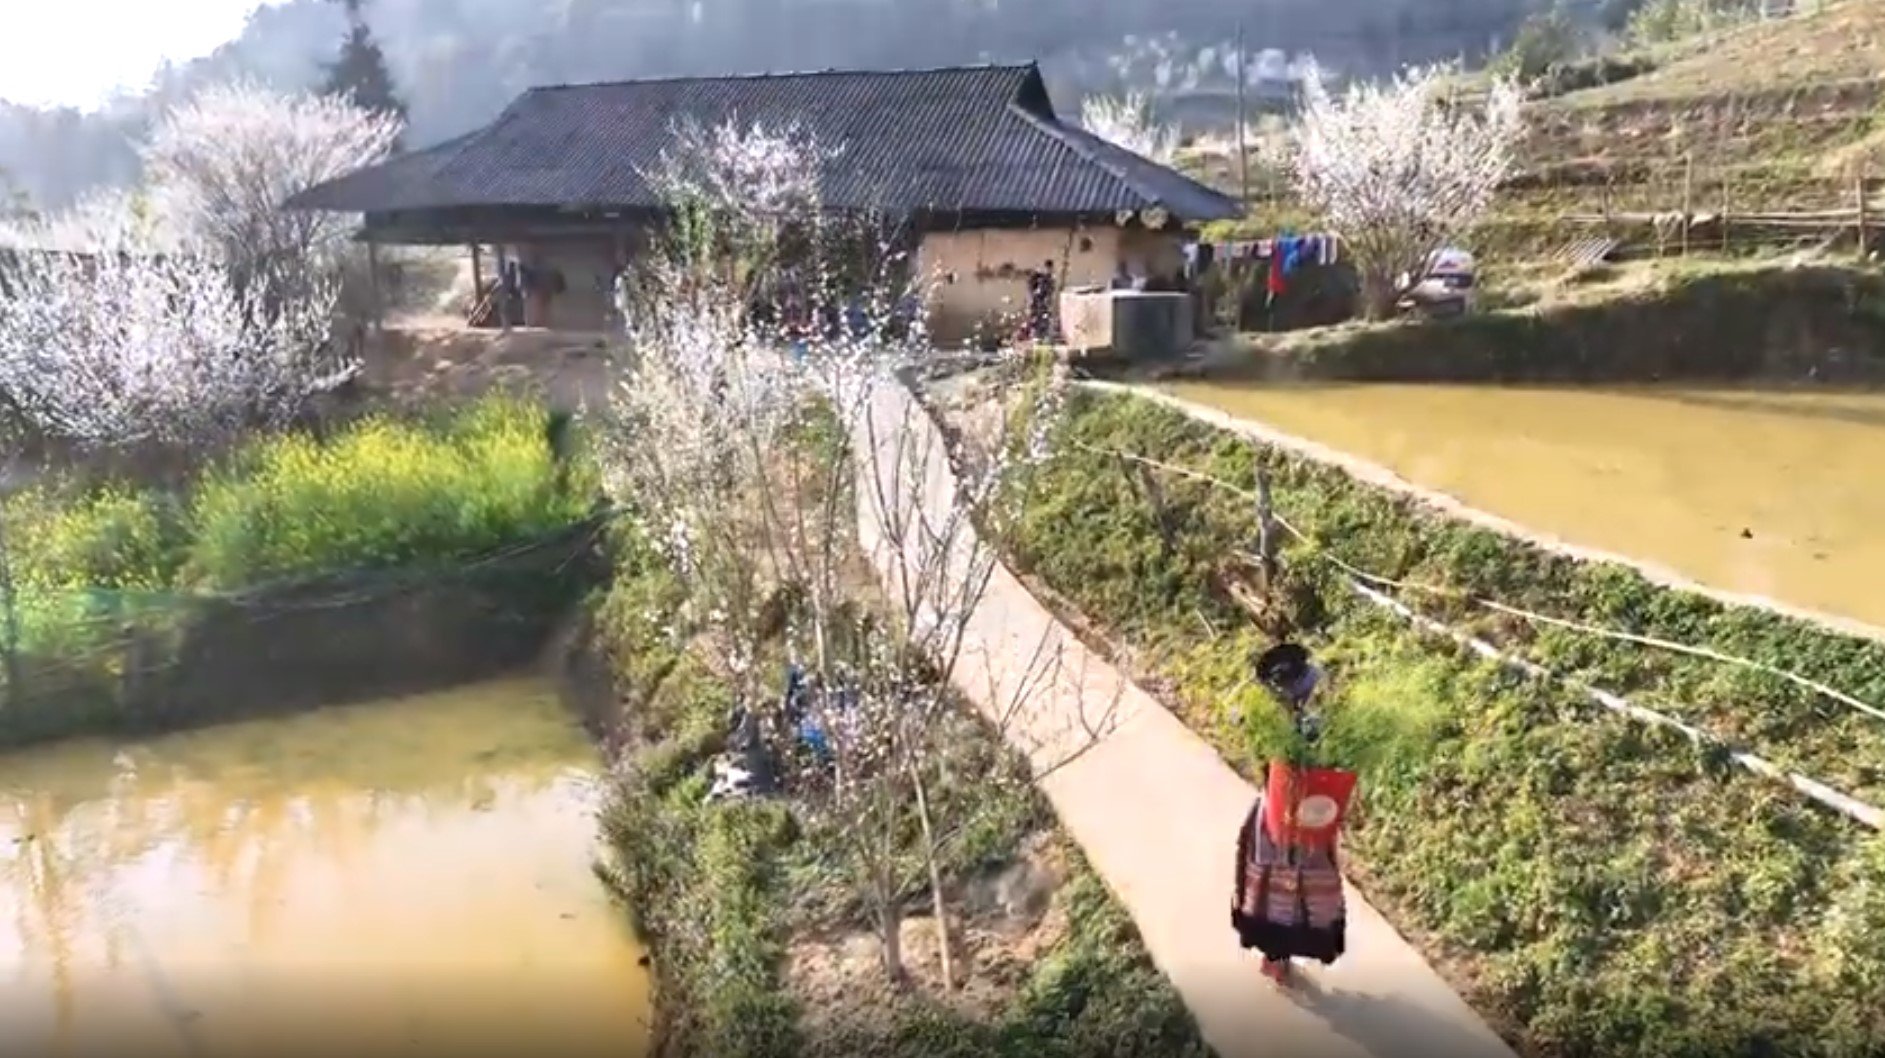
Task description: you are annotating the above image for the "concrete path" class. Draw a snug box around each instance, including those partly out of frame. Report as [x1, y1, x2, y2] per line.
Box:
[851, 380, 1515, 1058]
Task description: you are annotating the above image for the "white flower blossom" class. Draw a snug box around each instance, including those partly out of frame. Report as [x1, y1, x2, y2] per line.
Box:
[603, 116, 1087, 985]
[144, 81, 402, 301]
[0, 83, 396, 450]
[1288, 64, 1523, 319]
[0, 238, 344, 448]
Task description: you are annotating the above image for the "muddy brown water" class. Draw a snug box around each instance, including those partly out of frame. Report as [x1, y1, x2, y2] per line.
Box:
[1161, 382, 1885, 632]
[0, 678, 652, 1058]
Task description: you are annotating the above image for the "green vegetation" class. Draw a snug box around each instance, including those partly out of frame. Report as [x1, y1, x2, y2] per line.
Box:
[9, 396, 593, 596]
[0, 396, 601, 744]
[1492, 4, 1586, 82]
[1625, 0, 1763, 46]
[1179, 4, 1885, 307]
[187, 399, 596, 586]
[1204, 263, 1885, 384]
[998, 386, 1885, 1056]
[592, 523, 1209, 1058]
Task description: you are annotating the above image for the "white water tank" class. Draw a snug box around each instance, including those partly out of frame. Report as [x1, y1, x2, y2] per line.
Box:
[1060, 289, 1194, 361]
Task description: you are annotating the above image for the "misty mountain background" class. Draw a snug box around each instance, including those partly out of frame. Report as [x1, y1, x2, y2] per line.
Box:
[0, 0, 1607, 211]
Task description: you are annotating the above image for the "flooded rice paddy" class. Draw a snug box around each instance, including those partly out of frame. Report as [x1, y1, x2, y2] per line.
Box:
[1162, 382, 1885, 632]
[0, 678, 651, 1058]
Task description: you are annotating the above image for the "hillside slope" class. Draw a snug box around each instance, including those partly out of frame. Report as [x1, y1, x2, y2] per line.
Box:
[1516, 2, 1885, 214]
[1560, 0, 1885, 105]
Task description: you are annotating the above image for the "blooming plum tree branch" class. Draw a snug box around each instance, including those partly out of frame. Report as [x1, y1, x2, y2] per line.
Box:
[0, 238, 347, 449]
[143, 81, 402, 306]
[1289, 64, 1523, 319]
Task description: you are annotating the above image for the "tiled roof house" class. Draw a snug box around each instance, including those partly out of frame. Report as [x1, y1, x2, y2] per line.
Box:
[290, 63, 1241, 339]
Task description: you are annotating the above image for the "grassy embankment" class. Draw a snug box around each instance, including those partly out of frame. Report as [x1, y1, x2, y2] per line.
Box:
[1194, 261, 1885, 384]
[994, 386, 1885, 1057]
[587, 408, 1207, 1058]
[0, 396, 601, 743]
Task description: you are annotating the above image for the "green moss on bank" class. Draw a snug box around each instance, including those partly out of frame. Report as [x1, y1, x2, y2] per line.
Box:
[0, 396, 602, 745]
[592, 525, 1210, 1058]
[1022, 388, 1885, 804]
[1207, 265, 1885, 384]
[1001, 386, 1885, 1057]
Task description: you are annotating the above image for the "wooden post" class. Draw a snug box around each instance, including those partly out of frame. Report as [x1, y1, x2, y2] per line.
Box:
[1857, 171, 1870, 261]
[0, 511, 21, 715]
[470, 244, 484, 304]
[1132, 462, 1178, 559]
[1681, 154, 1694, 257]
[366, 238, 384, 331]
[1720, 170, 1731, 253]
[1256, 461, 1278, 594]
[495, 244, 512, 331]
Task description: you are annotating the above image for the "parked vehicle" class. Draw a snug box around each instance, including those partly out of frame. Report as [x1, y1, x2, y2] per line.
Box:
[1398, 247, 1477, 318]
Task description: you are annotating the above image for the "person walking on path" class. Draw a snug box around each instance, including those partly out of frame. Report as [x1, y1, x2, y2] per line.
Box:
[1232, 643, 1357, 986]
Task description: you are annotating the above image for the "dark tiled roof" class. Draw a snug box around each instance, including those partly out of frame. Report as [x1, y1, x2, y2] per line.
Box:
[287, 64, 1240, 222]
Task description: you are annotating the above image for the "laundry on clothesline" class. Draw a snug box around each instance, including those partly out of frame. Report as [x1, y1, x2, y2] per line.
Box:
[1196, 233, 1341, 268]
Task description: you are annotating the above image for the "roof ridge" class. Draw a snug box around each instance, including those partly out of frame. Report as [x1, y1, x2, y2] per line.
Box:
[527, 62, 1038, 94]
[1003, 105, 1241, 219]
[1003, 103, 1158, 210]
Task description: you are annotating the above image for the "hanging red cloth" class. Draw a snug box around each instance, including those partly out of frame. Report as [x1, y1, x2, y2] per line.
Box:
[1266, 257, 1287, 298]
[1261, 760, 1358, 854]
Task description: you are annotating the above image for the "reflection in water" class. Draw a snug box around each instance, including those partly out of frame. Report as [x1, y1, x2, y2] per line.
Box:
[0, 679, 652, 1058]
[1163, 382, 1885, 630]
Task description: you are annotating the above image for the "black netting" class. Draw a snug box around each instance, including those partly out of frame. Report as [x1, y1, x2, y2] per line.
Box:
[0, 516, 611, 746]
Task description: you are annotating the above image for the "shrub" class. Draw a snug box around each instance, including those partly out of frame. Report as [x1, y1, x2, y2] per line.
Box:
[0, 485, 186, 659]
[594, 538, 802, 1058]
[1493, 6, 1585, 82]
[1627, 0, 1763, 44]
[593, 496, 1206, 1058]
[5, 484, 183, 592]
[0, 395, 601, 744]
[186, 396, 596, 587]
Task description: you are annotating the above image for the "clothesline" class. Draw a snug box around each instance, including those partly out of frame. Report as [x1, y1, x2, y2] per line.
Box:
[1188, 232, 1343, 303]
[1069, 440, 1885, 726]
[1201, 233, 1342, 267]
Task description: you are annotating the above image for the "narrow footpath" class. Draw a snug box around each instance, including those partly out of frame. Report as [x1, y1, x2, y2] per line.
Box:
[852, 380, 1515, 1058]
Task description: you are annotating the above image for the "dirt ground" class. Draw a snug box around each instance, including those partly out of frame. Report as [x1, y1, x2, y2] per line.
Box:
[352, 325, 620, 414]
[783, 831, 1069, 1037]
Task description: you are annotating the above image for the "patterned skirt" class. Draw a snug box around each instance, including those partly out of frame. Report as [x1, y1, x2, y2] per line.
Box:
[1230, 796, 1347, 964]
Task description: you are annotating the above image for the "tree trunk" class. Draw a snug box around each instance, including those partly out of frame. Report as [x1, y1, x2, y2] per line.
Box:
[877, 898, 904, 981]
[1360, 268, 1400, 321]
[913, 769, 955, 991]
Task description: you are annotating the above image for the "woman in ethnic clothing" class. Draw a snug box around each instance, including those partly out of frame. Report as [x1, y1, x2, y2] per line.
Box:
[1231, 643, 1355, 986]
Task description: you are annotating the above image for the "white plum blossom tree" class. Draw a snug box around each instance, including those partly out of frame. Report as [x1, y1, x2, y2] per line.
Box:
[0, 83, 397, 451]
[1289, 64, 1524, 319]
[0, 239, 345, 449]
[0, 189, 165, 255]
[143, 81, 403, 304]
[608, 118, 1109, 987]
[652, 118, 827, 226]
[1081, 92, 1182, 164]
